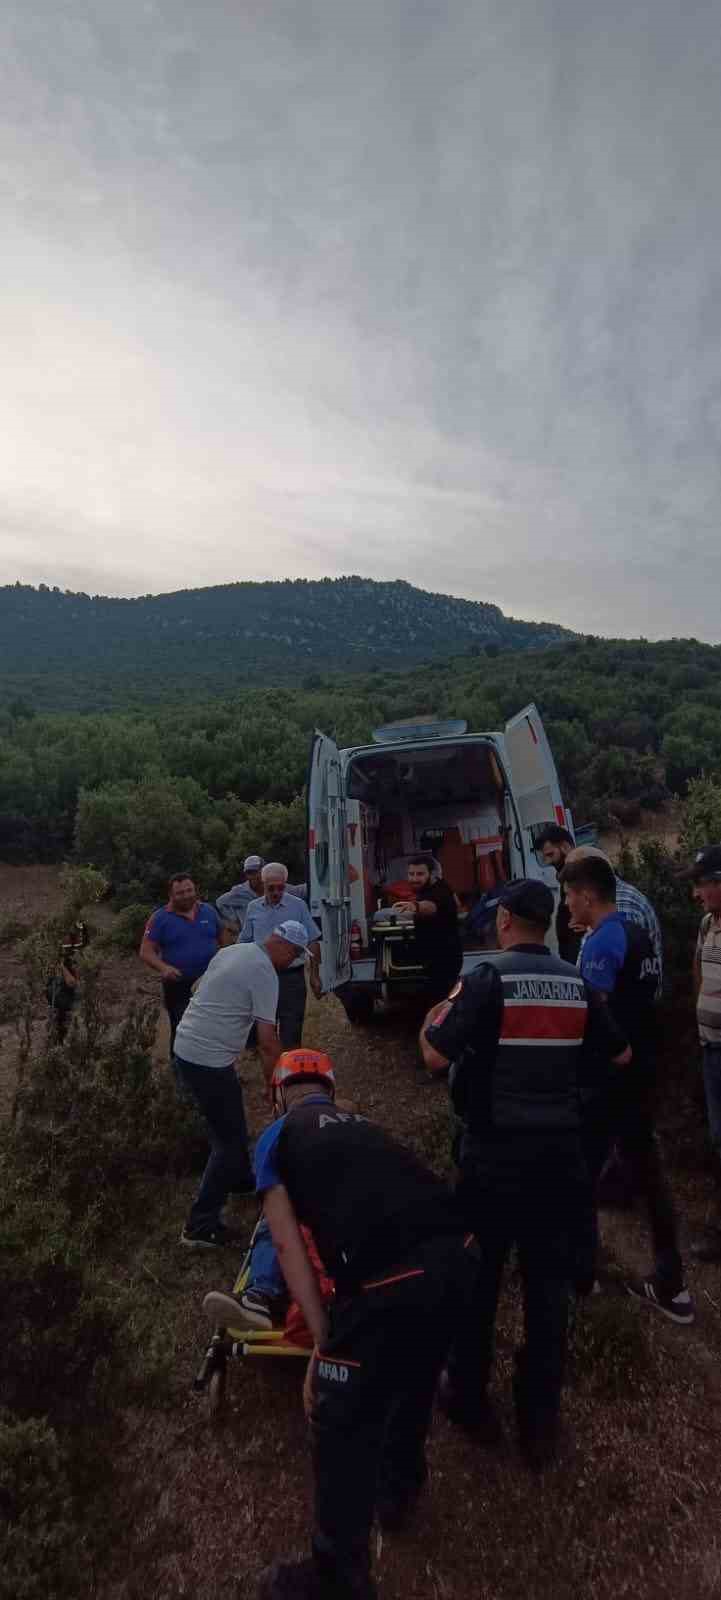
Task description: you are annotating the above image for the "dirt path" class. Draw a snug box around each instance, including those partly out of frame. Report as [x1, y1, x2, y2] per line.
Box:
[90, 993, 721, 1600]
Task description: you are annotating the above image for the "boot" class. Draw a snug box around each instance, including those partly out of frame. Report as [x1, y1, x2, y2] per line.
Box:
[512, 1348, 559, 1473]
[437, 1368, 503, 1446]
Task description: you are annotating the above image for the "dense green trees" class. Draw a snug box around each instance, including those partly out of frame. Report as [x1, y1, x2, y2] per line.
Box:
[1, 636, 720, 896]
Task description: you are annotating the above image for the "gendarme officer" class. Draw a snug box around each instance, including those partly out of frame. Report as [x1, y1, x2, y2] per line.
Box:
[420, 878, 630, 1468]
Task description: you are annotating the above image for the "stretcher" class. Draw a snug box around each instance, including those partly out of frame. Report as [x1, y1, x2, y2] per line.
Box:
[193, 1215, 319, 1421]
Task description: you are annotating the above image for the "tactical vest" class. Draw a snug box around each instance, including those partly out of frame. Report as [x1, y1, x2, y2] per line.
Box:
[462, 948, 587, 1135]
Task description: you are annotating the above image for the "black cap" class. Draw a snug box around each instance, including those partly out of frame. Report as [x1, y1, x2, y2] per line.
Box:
[498, 878, 555, 928]
[686, 845, 721, 883]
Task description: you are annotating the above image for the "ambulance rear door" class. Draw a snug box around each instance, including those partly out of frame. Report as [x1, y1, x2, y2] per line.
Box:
[503, 704, 571, 889]
[306, 732, 352, 993]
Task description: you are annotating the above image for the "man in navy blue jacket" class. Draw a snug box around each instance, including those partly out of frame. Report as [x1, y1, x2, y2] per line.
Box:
[562, 853, 693, 1325]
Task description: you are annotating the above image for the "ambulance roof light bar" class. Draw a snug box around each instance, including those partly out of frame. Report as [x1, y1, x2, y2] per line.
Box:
[371, 717, 468, 745]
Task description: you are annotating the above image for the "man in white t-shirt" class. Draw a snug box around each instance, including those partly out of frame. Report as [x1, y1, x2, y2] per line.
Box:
[174, 922, 310, 1248]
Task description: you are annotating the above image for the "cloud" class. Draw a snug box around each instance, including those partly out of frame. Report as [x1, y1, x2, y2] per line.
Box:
[0, 0, 720, 638]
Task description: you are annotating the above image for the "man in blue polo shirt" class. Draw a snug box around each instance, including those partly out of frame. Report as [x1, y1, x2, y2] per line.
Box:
[139, 872, 225, 1060]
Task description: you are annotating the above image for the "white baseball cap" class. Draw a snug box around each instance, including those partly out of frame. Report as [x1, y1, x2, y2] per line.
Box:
[273, 920, 310, 950]
[244, 854, 264, 872]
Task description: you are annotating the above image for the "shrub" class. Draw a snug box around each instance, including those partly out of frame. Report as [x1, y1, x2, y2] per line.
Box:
[223, 793, 307, 883]
[100, 901, 151, 953]
[0, 1412, 90, 1600]
[679, 774, 721, 854]
[0, 914, 31, 947]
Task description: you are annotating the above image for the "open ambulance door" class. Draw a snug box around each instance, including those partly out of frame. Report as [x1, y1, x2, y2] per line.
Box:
[503, 704, 572, 888]
[306, 732, 352, 994]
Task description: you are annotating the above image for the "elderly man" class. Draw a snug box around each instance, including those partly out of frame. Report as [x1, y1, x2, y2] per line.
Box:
[140, 872, 225, 1060]
[216, 855, 266, 934]
[174, 922, 310, 1248]
[241, 864, 321, 1048]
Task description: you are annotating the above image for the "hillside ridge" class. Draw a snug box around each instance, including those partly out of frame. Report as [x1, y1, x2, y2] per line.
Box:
[0, 575, 572, 711]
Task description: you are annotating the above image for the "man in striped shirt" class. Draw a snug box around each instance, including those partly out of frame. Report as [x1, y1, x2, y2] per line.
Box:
[688, 846, 721, 1263]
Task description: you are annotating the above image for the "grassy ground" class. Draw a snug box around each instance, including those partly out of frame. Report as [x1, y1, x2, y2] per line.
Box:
[2, 867, 721, 1599]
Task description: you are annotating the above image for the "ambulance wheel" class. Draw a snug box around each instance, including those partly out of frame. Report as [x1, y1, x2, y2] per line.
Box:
[208, 1366, 227, 1422]
[338, 986, 375, 1026]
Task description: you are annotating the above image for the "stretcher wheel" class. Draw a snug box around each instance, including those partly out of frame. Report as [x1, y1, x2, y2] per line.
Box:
[208, 1365, 227, 1421]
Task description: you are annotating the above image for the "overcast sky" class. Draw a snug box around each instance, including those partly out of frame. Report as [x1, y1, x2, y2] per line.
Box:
[1, 1, 720, 639]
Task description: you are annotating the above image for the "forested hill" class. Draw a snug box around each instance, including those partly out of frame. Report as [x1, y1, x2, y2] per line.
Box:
[0, 577, 571, 712]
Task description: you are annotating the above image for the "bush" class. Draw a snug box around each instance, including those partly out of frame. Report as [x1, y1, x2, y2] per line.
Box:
[10, 992, 183, 1235]
[616, 777, 721, 1002]
[679, 774, 721, 854]
[0, 914, 31, 947]
[224, 793, 307, 883]
[617, 837, 698, 1002]
[0, 912, 207, 1596]
[101, 901, 151, 953]
[0, 1412, 90, 1600]
[73, 773, 214, 902]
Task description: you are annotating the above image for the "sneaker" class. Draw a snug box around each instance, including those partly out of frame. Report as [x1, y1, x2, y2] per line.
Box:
[691, 1227, 721, 1263]
[179, 1221, 244, 1250]
[624, 1276, 695, 1325]
[376, 1465, 428, 1533]
[437, 1369, 503, 1446]
[203, 1287, 274, 1331]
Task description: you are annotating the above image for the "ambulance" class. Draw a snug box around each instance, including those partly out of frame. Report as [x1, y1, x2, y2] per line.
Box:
[307, 705, 573, 1022]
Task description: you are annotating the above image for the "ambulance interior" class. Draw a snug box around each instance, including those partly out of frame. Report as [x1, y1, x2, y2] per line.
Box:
[344, 741, 512, 954]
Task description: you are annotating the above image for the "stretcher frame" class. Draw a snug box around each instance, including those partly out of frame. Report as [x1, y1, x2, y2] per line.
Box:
[193, 1215, 309, 1420]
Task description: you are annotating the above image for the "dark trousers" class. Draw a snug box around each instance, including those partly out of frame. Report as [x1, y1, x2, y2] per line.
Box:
[174, 1057, 254, 1233]
[424, 956, 463, 1007]
[162, 977, 194, 1059]
[277, 966, 307, 1050]
[448, 1146, 583, 1436]
[309, 1235, 475, 1592]
[49, 996, 76, 1043]
[581, 1065, 682, 1291]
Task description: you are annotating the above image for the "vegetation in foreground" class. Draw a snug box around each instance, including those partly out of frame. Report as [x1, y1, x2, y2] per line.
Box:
[1, 785, 721, 1595]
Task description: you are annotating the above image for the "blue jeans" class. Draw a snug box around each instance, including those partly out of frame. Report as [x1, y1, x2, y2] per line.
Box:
[702, 1044, 721, 1153]
[249, 1215, 286, 1299]
[174, 1056, 254, 1234]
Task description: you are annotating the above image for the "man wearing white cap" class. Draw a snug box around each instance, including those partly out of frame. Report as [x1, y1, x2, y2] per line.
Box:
[241, 864, 322, 1049]
[216, 855, 266, 934]
[174, 926, 310, 1248]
